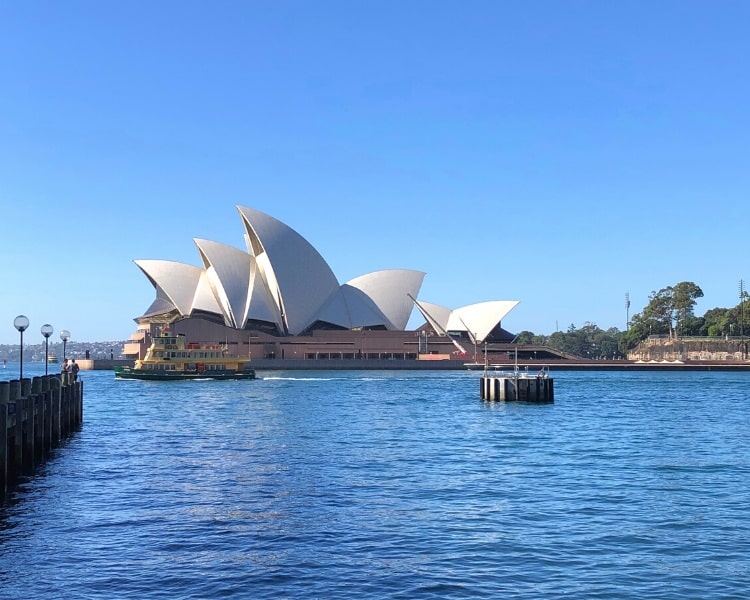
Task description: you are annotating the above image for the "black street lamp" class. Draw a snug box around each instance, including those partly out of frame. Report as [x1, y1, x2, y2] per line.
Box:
[14, 315, 29, 380]
[60, 329, 71, 361]
[41, 323, 54, 376]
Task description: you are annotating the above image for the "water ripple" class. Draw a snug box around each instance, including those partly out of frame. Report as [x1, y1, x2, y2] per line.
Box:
[2, 369, 750, 598]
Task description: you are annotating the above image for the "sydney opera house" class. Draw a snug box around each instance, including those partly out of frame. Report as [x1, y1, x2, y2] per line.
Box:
[123, 206, 519, 364]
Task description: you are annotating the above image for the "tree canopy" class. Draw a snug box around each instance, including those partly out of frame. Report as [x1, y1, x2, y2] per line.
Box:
[521, 280, 747, 357]
[640, 282, 704, 338]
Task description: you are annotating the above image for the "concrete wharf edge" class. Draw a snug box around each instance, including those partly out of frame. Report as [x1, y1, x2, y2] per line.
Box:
[0, 373, 83, 499]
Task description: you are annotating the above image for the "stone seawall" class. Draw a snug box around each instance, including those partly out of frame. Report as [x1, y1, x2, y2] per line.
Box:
[628, 337, 749, 362]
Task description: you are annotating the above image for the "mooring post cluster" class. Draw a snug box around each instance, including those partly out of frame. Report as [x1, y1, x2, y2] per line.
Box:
[0, 373, 83, 498]
[481, 371, 554, 403]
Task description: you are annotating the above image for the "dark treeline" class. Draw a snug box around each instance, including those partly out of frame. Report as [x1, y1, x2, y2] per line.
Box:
[515, 281, 749, 359]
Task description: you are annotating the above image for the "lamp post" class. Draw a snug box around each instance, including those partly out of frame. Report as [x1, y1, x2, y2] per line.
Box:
[14, 315, 29, 381]
[41, 324, 54, 376]
[60, 329, 71, 361]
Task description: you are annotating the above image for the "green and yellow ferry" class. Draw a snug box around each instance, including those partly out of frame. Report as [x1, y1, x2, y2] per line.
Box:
[115, 333, 256, 381]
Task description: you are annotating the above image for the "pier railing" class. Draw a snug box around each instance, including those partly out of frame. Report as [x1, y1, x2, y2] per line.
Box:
[0, 373, 83, 498]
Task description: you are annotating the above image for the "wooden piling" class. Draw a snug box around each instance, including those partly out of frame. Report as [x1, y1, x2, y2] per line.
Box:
[0, 381, 8, 494]
[1, 374, 83, 499]
[50, 376, 61, 444]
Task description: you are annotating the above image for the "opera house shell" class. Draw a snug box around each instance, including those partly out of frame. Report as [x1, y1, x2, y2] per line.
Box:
[126, 206, 518, 361]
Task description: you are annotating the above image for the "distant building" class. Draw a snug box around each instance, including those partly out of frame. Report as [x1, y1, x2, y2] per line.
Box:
[124, 206, 518, 361]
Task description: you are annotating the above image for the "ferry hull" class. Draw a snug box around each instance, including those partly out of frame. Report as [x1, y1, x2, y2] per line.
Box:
[115, 367, 256, 381]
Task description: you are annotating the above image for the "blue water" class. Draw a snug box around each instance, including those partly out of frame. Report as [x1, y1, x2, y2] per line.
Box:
[2, 363, 750, 599]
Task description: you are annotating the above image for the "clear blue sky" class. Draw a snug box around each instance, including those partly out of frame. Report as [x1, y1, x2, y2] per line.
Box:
[2, 1, 749, 344]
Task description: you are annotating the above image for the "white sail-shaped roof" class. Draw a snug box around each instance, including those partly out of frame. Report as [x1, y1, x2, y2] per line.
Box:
[191, 270, 224, 315]
[237, 206, 340, 335]
[134, 207, 520, 339]
[346, 269, 425, 330]
[412, 300, 453, 335]
[141, 295, 179, 319]
[449, 301, 519, 342]
[245, 259, 285, 330]
[413, 299, 519, 343]
[134, 260, 203, 317]
[194, 239, 253, 329]
[312, 285, 389, 330]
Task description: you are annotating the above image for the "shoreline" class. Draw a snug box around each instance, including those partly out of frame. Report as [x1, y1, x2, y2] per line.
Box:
[75, 358, 750, 372]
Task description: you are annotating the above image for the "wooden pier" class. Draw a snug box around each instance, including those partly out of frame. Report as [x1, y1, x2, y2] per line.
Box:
[0, 373, 83, 498]
[481, 370, 554, 403]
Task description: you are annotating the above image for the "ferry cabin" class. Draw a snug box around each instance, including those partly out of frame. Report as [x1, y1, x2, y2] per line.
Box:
[139, 335, 249, 373]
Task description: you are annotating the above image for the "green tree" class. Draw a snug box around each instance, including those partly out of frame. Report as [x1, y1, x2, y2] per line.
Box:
[514, 331, 535, 344]
[679, 315, 705, 336]
[641, 281, 704, 338]
[702, 307, 731, 337]
[618, 312, 654, 351]
[545, 322, 625, 358]
[595, 327, 622, 358]
[643, 287, 675, 337]
[672, 281, 704, 334]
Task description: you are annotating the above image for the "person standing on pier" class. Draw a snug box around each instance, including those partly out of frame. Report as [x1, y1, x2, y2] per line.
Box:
[61, 358, 70, 373]
[71, 359, 80, 380]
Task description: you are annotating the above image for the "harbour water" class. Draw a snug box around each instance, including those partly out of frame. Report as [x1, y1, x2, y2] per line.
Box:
[2, 363, 750, 598]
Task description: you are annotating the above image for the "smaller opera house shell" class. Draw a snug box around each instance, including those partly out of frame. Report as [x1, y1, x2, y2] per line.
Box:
[126, 206, 518, 362]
